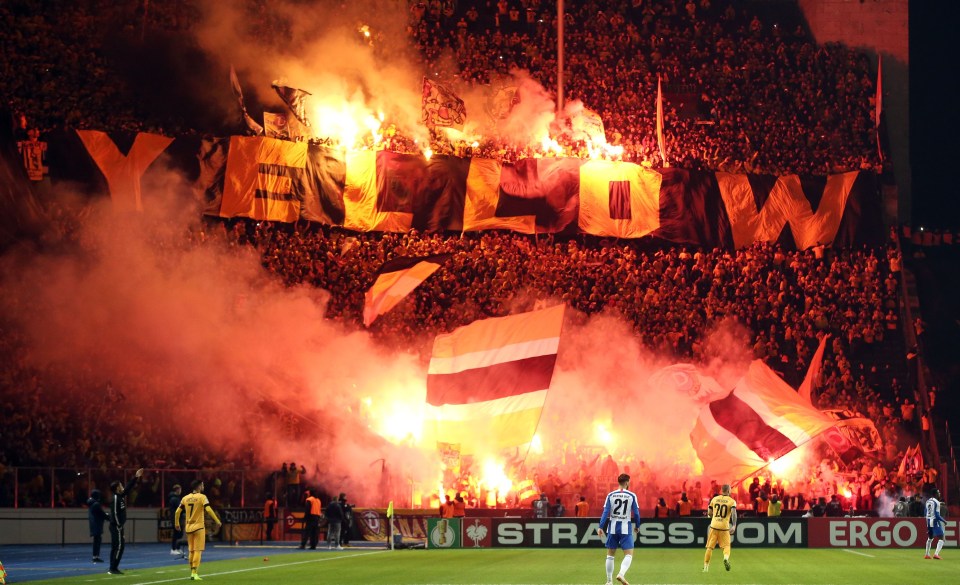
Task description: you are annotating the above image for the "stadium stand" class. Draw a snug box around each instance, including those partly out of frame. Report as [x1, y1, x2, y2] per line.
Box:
[0, 0, 952, 519]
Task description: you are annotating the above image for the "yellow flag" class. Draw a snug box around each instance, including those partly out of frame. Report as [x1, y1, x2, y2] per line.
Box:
[386, 501, 394, 518]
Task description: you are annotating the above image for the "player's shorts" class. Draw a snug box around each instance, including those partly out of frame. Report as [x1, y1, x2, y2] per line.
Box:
[705, 526, 731, 550]
[605, 531, 636, 550]
[928, 526, 945, 539]
[187, 528, 206, 552]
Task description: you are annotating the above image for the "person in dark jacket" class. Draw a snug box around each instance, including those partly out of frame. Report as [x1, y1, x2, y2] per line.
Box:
[87, 489, 107, 563]
[324, 497, 344, 550]
[107, 468, 143, 575]
[168, 484, 184, 557]
[825, 494, 845, 517]
[339, 494, 353, 546]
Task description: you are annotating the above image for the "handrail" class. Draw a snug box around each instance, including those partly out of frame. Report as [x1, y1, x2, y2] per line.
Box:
[0, 515, 153, 546]
[0, 467, 251, 509]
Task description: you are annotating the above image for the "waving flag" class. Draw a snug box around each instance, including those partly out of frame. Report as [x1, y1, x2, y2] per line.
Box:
[272, 82, 312, 127]
[572, 108, 606, 144]
[898, 443, 923, 477]
[424, 304, 565, 453]
[690, 360, 838, 481]
[821, 408, 882, 464]
[488, 85, 520, 121]
[263, 111, 305, 141]
[656, 76, 668, 164]
[422, 78, 466, 130]
[229, 65, 264, 136]
[363, 254, 450, 327]
[798, 334, 829, 404]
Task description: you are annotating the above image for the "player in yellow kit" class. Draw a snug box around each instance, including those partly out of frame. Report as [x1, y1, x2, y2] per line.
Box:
[703, 483, 737, 572]
[175, 480, 222, 581]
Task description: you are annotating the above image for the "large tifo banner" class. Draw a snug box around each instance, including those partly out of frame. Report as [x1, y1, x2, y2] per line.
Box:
[46, 131, 883, 250]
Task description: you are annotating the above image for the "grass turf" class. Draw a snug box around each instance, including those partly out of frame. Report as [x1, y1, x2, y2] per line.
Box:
[18, 547, 954, 585]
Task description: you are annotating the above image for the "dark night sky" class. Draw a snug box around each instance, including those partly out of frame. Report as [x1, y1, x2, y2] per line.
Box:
[909, 3, 960, 226]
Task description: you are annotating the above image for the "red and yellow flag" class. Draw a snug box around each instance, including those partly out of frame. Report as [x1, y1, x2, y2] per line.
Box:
[363, 255, 449, 327]
[424, 304, 565, 453]
[690, 361, 838, 481]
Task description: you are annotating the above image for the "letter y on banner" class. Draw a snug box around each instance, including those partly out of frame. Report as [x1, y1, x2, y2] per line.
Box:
[77, 131, 174, 212]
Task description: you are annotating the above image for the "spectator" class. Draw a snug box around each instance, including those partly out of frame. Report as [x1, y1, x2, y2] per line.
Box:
[324, 496, 345, 550]
[87, 489, 107, 564]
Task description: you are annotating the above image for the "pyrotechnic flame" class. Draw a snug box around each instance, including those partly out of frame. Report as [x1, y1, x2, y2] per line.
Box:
[423, 147, 433, 160]
[594, 422, 615, 450]
[540, 135, 564, 155]
[529, 433, 543, 454]
[766, 442, 811, 478]
[311, 103, 363, 147]
[364, 394, 423, 444]
[478, 458, 513, 497]
[365, 114, 383, 145]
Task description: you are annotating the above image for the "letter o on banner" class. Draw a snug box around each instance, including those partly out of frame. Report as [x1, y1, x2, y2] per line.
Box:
[738, 523, 763, 545]
[893, 521, 917, 547]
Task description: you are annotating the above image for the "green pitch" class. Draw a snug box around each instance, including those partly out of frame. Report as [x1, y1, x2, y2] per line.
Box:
[23, 548, 954, 584]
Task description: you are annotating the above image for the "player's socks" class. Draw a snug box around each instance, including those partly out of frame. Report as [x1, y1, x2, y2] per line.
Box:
[925, 539, 933, 556]
[936, 540, 944, 556]
[605, 555, 615, 582]
[618, 555, 632, 576]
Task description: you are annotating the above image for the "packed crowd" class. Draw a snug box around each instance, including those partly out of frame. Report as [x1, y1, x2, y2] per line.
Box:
[0, 216, 925, 513]
[218, 219, 922, 514]
[3, 0, 880, 176]
[405, 0, 878, 175]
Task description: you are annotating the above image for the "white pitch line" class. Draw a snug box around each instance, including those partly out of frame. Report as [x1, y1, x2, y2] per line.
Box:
[842, 548, 875, 557]
[128, 549, 388, 585]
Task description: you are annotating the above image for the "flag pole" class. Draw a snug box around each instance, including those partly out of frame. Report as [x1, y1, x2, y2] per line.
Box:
[557, 0, 564, 113]
[875, 54, 883, 166]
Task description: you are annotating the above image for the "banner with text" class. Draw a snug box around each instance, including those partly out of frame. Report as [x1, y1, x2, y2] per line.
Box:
[51, 131, 882, 250]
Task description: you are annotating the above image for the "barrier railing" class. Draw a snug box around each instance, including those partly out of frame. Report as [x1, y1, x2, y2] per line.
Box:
[0, 468, 253, 509]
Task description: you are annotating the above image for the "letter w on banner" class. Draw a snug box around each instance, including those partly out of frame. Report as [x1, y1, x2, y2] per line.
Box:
[422, 77, 466, 131]
[690, 360, 839, 482]
[424, 304, 565, 454]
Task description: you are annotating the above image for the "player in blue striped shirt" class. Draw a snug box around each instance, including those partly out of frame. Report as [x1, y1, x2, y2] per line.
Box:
[596, 473, 642, 585]
[924, 487, 945, 559]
